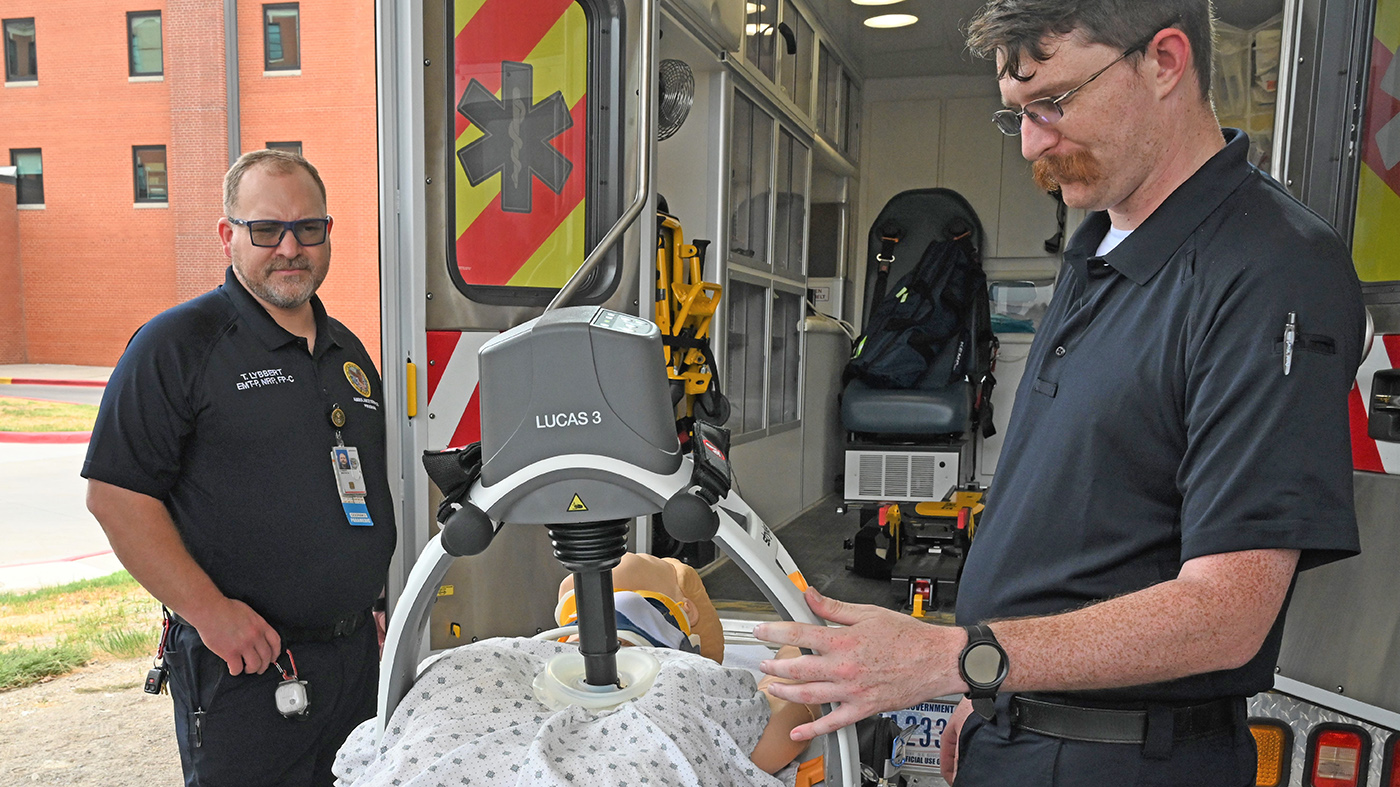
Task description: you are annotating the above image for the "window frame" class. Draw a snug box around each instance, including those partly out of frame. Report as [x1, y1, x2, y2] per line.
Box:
[126, 11, 163, 78]
[9, 148, 43, 206]
[442, 0, 626, 308]
[132, 145, 168, 204]
[263, 3, 301, 72]
[3, 17, 37, 83]
[266, 141, 303, 156]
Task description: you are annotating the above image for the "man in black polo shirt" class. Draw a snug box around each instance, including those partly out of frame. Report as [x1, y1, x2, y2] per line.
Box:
[752, 1, 1365, 783]
[84, 149, 396, 786]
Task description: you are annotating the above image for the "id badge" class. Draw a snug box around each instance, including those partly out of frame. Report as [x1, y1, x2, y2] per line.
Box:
[332, 447, 367, 496]
[331, 446, 375, 526]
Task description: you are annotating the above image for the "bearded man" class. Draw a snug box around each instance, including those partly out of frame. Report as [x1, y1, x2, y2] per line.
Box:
[84, 149, 395, 786]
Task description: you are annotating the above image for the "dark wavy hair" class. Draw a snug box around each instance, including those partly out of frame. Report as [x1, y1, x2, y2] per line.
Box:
[965, 0, 1215, 102]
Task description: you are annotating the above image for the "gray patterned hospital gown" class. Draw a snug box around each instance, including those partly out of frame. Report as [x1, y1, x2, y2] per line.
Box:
[334, 637, 784, 786]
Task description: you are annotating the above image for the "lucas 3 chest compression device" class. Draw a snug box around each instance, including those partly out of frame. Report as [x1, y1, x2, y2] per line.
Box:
[380, 305, 862, 785]
[442, 306, 722, 693]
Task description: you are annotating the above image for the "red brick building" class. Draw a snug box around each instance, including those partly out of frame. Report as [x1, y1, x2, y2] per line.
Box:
[0, 0, 381, 367]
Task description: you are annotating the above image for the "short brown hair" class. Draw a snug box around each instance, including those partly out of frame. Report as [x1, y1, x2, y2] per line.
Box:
[966, 0, 1215, 102]
[223, 148, 328, 215]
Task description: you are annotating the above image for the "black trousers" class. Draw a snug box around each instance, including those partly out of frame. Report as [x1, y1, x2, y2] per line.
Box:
[952, 696, 1257, 787]
[165, 619, 378, 787]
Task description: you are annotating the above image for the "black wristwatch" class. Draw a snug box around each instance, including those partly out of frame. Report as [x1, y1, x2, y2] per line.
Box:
[959, 624, 1009, 720]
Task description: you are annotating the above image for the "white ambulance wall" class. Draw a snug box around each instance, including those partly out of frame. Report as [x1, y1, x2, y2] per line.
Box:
[855, 76, 1071, 327]
[657, 70, 720, 262]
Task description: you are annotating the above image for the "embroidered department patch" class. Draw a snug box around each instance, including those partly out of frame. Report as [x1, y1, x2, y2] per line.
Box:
[344, 362, 372, 397]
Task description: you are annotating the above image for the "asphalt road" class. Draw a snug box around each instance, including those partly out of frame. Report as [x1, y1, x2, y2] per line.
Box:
[0, 384, 106, 407]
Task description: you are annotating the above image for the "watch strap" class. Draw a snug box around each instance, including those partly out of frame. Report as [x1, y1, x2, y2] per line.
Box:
[960, 624, 1008, 721]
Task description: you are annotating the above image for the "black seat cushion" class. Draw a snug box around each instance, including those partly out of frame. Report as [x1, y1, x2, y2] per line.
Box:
[841, 377, 972, 437]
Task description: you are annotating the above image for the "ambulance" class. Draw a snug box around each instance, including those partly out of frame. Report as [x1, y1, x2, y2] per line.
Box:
[367, 0, 1400, 784]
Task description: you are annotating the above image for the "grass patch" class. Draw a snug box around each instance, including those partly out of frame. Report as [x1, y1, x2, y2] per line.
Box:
[0, 571, 162, 690]
[0, 396, 99, 432]
[0, 641, 91, 691]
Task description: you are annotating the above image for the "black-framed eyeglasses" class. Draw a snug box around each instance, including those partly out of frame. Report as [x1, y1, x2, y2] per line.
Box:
[228, 217, 331, 247]
[991, 29, 1163, 136]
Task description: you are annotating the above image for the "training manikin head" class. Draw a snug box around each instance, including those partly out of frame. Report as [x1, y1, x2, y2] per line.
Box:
[557, 552, 725, 664]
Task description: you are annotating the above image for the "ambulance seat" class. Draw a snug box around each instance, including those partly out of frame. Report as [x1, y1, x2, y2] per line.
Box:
[841, 188, 988, 441]
[840, 188, 991, 505]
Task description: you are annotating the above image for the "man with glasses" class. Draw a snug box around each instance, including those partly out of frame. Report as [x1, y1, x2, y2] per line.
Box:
[754, 1, 1365, 784]
[84, 149, 395, 786]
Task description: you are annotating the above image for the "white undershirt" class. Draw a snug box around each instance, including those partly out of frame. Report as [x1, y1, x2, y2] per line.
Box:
[1095, 224, 1133, 257]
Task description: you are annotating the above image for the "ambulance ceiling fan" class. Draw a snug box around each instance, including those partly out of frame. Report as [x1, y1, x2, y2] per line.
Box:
[657, 59, 694, 140]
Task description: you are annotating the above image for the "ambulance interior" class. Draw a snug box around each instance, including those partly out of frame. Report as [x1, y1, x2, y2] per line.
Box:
[648, 0, 1288, 608]
[376, 0, 1351, 783]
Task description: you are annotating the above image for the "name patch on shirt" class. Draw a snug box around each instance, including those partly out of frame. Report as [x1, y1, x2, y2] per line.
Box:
[236, 368, 295, 391]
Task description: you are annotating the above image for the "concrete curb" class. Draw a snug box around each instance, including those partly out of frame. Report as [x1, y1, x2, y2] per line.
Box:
[0, 377, 107, 387]
[0, 431, 92, 444]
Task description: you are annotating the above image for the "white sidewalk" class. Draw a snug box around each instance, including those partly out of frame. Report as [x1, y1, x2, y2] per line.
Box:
[0, 441, 124, 593]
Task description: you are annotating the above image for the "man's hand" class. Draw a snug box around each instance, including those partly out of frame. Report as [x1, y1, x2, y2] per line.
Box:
[751, 587, 965, 740]
[86, 480, 282, 676]
[940, 697, 974, 784]
[186, 599, 281, 676]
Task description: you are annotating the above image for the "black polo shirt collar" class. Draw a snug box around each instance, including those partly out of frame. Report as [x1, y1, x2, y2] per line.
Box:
[1067, 128, 1253, 286]
[220, 266, 343, 355]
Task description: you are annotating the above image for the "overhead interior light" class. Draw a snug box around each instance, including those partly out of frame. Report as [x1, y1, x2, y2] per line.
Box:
[864, 13, 918, 28]
[746, 3, 766, 13]
[745, 23, 775, 35]
[851, 0, 905, 5]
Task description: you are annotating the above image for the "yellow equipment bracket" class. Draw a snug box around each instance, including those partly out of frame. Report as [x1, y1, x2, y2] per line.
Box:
[656, 214, 723, 406]
[912, 490, 985, 539]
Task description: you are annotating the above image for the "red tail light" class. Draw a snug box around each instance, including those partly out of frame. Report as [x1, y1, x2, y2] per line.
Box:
[1381, 732, 1400, 787]
[1307, 724, 1370, 787]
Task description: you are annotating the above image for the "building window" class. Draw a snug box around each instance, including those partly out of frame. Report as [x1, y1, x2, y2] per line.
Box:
[133, 146, 167, 203]
[9, 149, 42, 205]
[264, 4, 300, 71]
[266, 141, 302, 156]
[127, 12, 162, 77]
[3, 18, 37, 82]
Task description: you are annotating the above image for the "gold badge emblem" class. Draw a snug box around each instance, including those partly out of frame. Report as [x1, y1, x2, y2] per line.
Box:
[344, 362, 371, 397]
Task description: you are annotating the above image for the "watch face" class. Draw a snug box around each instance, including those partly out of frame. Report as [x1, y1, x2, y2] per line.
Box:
[964, 642, 1005, 687]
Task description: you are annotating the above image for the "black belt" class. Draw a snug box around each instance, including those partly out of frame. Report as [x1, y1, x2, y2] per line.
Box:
[1009, 695, 1238, 744]
[172, 608, 369, 644]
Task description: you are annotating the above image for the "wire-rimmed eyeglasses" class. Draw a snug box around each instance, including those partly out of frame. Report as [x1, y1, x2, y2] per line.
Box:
[991, 29, 1164, 136]
[228, 217, 331, 248]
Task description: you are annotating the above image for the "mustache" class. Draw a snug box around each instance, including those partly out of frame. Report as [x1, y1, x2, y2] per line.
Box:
[268, 258, 311, 272]
[1032, 151, 1102, 193]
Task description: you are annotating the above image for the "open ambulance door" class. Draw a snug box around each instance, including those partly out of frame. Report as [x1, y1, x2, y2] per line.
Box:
[375, 0, 651, 651]
[1267, 0, 1400, 727]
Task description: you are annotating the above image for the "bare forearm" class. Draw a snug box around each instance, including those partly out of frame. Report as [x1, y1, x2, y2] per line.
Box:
[992, 549, 1299, 693]
[85, 479, 227, 624]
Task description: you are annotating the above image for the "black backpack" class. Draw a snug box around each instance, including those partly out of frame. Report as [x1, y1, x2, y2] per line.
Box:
[846, 224, 989, 391]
